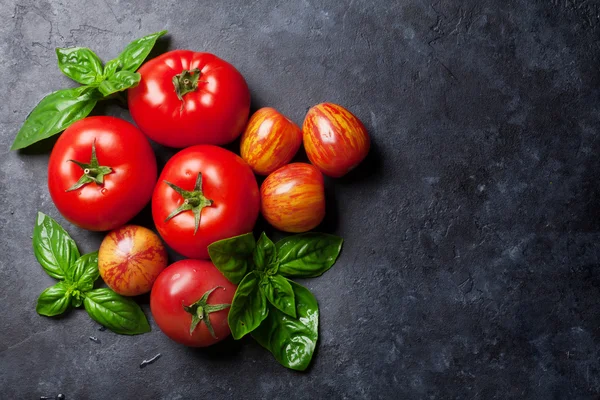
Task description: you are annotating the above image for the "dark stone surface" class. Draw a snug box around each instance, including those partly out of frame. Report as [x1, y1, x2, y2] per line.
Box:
[1, 0, 599, 398]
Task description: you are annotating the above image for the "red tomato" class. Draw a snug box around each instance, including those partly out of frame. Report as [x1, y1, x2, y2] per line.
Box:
[152, 145, 260, 259]
[240, 107, 302, 175]
[48, 116, 156, 231]
[261, 163, 325, 232]
[150, 259, 236, 347]
[98, 225, 168, 296]
[128, 50, 250, 148]
[303, 103, 370, 177]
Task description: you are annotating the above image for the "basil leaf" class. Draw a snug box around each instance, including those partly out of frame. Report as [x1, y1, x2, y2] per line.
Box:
[208, 233, 256, 284]
[11, 86, 98, 150]
[277, 233, 343, 278]
[106, 30, 167, 73]
[84, 288, 150, 335]
[98, 71, 140, 96]
[253, 232, 278, 272]
[32, 212, 80, 280]
[228, 272, 268, 339]
[103, 58, 120, 77]
[36, 282, 71, 316]
[56, 47, 103, 85]
[67, 251, 99, 292]
[260, 275, 296, 318]
[251, 281, 319, 371]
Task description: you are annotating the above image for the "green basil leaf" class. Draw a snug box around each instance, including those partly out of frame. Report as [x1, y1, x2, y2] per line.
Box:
[56, 47, 103, 85]
[103, 58, 120, 77]
[228, 272, 268, 339]
[32, 212, 80, 280]
[36, 282, 71, 316]
[67, 251, 99, 292]
[260, 275, 296, 318]
[84, 288, 150, 335]
[106, 30, 167, 73]
[251, 281, 319, 371]
[276, 233, 343, 278]
[98, 71, 140, 96]
[253, 232, 278, 272]
[208, 233, 256, 284]
[11, 86, 98, 150]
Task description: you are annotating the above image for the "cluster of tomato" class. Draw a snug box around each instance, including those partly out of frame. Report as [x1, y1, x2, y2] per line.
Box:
[46, 50, 369, 346]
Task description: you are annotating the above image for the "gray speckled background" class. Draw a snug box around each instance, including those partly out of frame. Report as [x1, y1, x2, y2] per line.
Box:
[1, 0, 599, 398]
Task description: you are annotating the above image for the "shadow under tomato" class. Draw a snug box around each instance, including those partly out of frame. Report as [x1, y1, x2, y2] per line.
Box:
[338, 138, 384, 185]
[16, 134, 59, 155]
[187, 335, 245, 361]
[314, 176, 339, 234]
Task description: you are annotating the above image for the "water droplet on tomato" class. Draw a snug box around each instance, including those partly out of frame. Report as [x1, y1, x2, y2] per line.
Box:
[101, 188, 108, 195]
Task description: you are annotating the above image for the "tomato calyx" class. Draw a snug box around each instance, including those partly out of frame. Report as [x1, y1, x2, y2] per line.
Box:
[182, 286, 231, 338]
[163, 172, 213, 234]
[172, 68, 205, 101]
[66, 139, 113, 192]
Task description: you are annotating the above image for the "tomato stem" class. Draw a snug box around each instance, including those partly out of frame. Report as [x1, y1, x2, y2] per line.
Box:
[182, 286, 231, 338]
[172, 68, 201, 101]
[163, 172, 213, 234]
[66, 139, 113, 192]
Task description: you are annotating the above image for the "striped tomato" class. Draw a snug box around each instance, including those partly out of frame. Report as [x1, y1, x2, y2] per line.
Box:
[260, 163, 325, 232]
[303, 103, 370, 178]
[240, 107, 302, 175]
[98, 225, 168, 296]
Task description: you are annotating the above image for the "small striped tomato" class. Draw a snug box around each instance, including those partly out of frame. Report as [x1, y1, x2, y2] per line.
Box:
[98, 225, 168, 296]
[303, 103, 370, 178]
[260, 163, 325, 232]
[240, 107, 303, 175]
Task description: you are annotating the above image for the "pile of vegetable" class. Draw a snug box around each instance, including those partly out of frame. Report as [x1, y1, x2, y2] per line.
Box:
[16, 31, 370, 371]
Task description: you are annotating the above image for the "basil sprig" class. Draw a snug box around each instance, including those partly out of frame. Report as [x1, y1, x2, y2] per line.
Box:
[11, 30, 167, 150]
[33, 212, 150, 335]
[208, 231, 343, 371]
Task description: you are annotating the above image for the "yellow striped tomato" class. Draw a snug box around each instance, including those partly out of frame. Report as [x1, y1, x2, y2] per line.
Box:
[240, 107, 303, 175]
[260, 163, 325, 232]
[303, 103, 370, 177]
[98, 225, 168, 296]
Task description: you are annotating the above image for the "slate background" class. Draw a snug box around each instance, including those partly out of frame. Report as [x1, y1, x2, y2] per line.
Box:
[1, 0, 599, 398]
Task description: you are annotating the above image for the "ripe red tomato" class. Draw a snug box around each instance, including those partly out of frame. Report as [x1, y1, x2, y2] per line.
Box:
[261, 163, 325, 232]
[48, 116, 157, 231]
[150, 259, 236, 347]
[303, 103, 370, 177]
[128, 50, 250, 148]
[240, 107, 302, 175]
[152, 145, 260, 259]
[98, 225, 168, 296]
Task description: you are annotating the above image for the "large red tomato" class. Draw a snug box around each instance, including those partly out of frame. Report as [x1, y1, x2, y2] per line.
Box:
[128, 50, 250, 148]
[150, 259, 236, 347]
[48, 116, 157, 231]
[152, 145, 260, 259]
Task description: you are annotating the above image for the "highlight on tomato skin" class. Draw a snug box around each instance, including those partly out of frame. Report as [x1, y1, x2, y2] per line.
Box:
[240, 107, 303, 176]
[260, 163, 326, 233]
[98, 225, 168, 296]
[302, 102, 370, 178]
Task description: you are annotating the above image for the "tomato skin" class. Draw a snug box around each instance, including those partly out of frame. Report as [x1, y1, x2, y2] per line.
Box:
[150, 259, 236, 347]
[48, 116, 157, 231]
[261, 163, 325, 232]
[128, 50, 250, 148]
[303, 103, 370, 178]
[98, 225, 168, 296]
[240, 107, 302, 175]
[152, 145, 260, 259]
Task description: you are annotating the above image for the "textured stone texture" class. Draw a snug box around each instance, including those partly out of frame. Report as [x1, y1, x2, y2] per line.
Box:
[1, 0, 599, 398]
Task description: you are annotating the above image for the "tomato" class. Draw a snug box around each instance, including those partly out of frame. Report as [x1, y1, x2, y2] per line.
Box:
[240, 107, 302, 175]
[261, 163, 325, 232]
[150, 259, 236, 347]
[152, 145, 260, 259]
[303, 103, 370, 177]
[128, 50, 250, 148]
[48, 116, 157, 231]
[98, 225, 168, 296]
